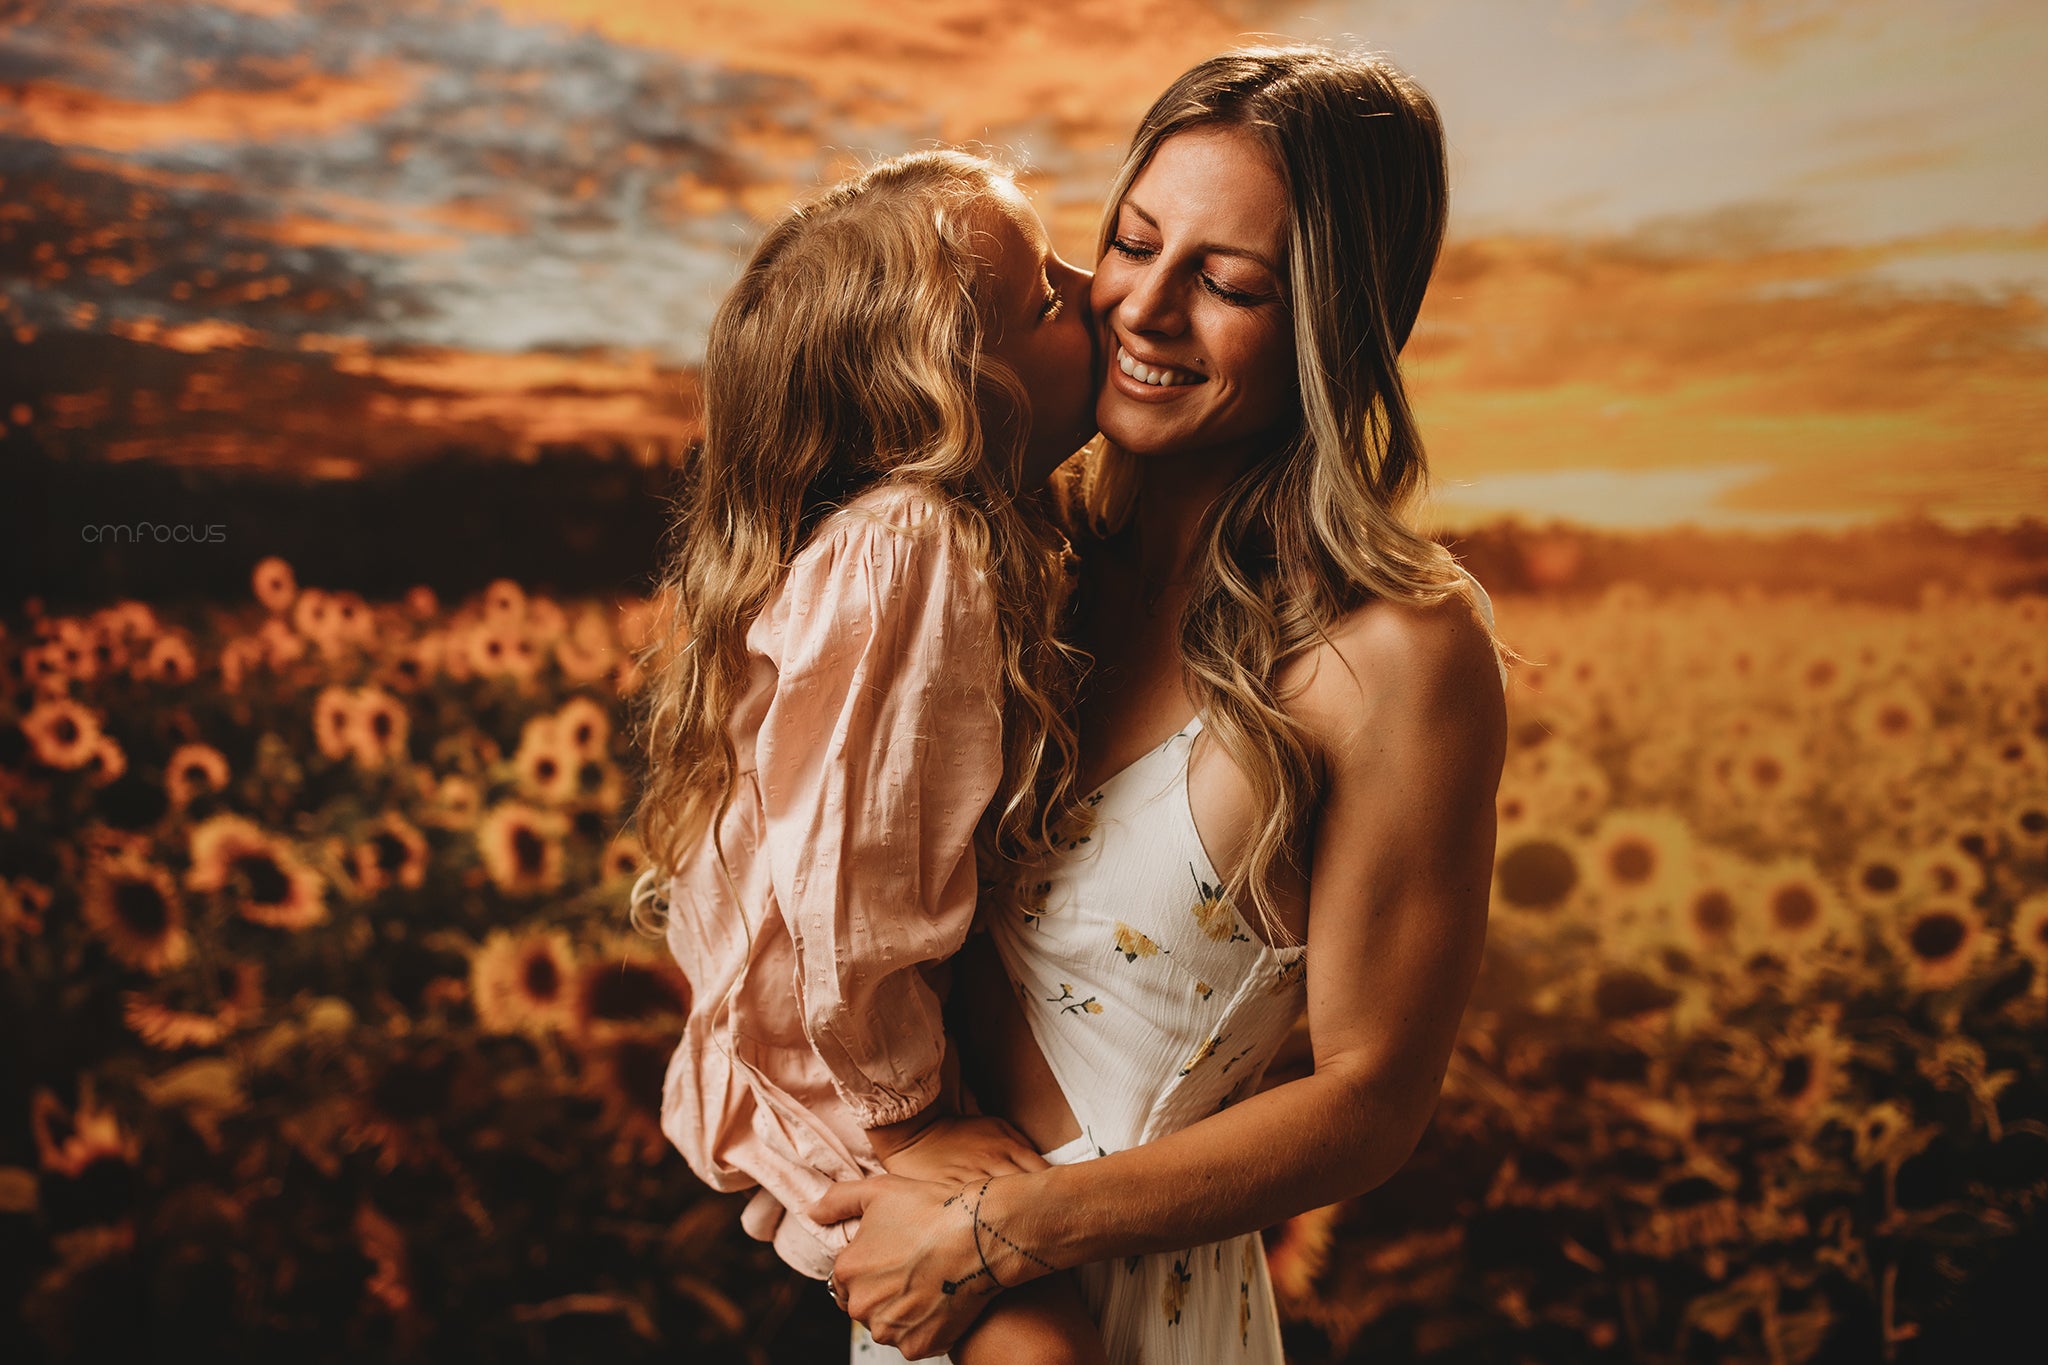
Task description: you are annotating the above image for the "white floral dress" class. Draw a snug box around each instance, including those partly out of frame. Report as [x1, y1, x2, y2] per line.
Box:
[857, 712, 1306, 1364]
[857, 574, 1503, 1363]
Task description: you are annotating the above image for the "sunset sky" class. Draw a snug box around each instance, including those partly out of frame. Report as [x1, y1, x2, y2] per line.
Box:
[1, 0, 2042, 527]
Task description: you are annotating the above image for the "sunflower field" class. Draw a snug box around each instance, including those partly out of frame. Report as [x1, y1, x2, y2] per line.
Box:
[2, 564, 2044, 1363]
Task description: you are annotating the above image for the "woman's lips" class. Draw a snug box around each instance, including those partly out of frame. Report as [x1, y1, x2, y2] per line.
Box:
[1110, 344, 1204, 398]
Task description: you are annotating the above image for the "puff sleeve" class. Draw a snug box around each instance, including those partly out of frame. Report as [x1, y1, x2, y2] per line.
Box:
[753, 495, 1005, 1127]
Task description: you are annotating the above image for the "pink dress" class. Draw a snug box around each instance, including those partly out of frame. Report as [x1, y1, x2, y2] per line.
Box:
[657, 481, 1004, 1280]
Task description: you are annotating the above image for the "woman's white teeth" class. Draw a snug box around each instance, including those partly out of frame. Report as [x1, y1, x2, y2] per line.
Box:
[1118, 346, 1190, 387]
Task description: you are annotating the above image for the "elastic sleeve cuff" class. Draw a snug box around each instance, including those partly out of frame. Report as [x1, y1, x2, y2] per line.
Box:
[841, 1075, 942, 1130]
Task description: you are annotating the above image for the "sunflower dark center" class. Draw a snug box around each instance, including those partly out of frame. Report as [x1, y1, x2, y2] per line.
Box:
[1909, 913, 1965, 961]
[370, 712, 392, 740]
[1692, 891, 1735, 936]
[536, 758, 558, 781]
[113, 878, 169, 936]
[522, 951, 561, 1001]
[1771, 885, 1818, 931]
[512, 826, 546, 875]
[1860, 863, 1900, 894]
[1496, 841, 1577, 911]
[233, 852, 290, 904]
[55, 717, 80, 744]
[2021, 810, 2047, 835]
[1878, 706, 1910, 736]
[1610, 840, 1655, 885]
[1777, 1055, 1813, 1099]
[372, 832, 409, 873]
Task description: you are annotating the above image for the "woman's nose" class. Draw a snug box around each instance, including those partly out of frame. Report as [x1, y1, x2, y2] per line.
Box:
[1116, 263, 1184, 337]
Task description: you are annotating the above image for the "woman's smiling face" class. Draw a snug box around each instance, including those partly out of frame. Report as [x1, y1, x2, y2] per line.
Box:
[1092, 125, 1297, 468]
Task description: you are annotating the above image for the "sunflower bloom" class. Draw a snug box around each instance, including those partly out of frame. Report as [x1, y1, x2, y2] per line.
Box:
[257, 617, 307, 669]
[252, 556, 297, 614]
[1902, 847, 1987, 905]
[470, 927, 578, 1037]
[568, 946, 690, 1041]
[350, 688, 410, 769]
[554, 695, 613, 761]
[22, 698, 104, 769]
[2011, 893, 2048, 984]
[1844, 845, 1911, 915]
[309, 687, 358, 764]
[475, 802, 567, 895]
[600, 832, 647, 885]
[347, 814, 430, 896]
[80, 852, 190, 974]
[482, 579, 527, 626]
[1676, 857, 1754, 960]
[143, 634, 198, 685]
[164, 744, 231, 807]
[422, 774, 483, 831]
[1751, 857, 1844, 969]
[513, 714, 579, 804]
[185, 813, 329, 930]
[1886, 900, 1991, 991]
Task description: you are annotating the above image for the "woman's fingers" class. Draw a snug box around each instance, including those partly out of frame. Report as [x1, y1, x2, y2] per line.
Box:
[808, 1176, 881, 1226]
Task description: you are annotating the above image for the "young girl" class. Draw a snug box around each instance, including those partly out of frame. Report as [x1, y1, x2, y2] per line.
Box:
[628, 151, 1108, 1363]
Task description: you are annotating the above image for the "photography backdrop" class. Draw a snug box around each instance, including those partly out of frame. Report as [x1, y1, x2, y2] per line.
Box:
[2, 3, 2045, 1363]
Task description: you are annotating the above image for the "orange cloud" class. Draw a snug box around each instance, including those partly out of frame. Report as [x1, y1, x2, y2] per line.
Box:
[486, 0, 1254, 145]
[0, 62, 419, 151]
[1410, 227, 2048, 528]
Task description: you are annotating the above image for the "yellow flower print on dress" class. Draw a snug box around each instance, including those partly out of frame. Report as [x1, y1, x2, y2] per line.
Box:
[1195, 979, 1213, 1000]
[1268, 955, 1306, 995]
[1046, 983, 1103, 1016]
[1189, 863, 1250, 944]
[1113, 922, 1166, 962]
[1179, 1032, 1223, 1076]
[1163, 1254, 1193, 1325]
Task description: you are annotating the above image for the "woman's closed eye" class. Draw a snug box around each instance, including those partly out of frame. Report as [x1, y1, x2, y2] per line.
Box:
[1039, 283, 1065, 322]
[1112, 236, 1269, 308]
[1199, 274, 1264, 307]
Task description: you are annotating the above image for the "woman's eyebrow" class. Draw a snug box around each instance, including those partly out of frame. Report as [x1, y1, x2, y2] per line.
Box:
[1121, 197, 1282, 276]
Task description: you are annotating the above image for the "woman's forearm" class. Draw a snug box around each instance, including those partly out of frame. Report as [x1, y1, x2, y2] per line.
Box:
[987, 1059, 1427, 1275]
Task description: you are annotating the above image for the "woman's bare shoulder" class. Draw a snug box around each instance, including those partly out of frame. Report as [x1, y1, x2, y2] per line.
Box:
[1279, 590, 1505, 752]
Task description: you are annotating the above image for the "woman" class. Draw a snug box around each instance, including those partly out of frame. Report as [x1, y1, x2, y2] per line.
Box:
[811, 43, 1510, 1364]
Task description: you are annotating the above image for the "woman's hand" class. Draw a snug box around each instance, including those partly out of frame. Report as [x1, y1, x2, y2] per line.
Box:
[869, 1112, 1052, 1185]
[811, 1170, 1046, 1359]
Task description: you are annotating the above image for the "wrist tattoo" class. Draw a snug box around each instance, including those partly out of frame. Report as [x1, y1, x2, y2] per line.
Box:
[938, 1178, 1053, 1298]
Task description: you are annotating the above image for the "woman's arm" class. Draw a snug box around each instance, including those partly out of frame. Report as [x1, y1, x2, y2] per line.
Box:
[814, 594, 1506, 1354]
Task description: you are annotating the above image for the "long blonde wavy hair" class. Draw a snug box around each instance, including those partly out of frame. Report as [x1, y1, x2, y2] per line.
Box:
[1069, 44, 1510, 945]
[627, 149, 1087, 934]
